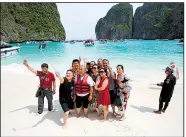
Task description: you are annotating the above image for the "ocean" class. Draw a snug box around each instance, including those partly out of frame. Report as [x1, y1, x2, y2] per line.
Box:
[1, 40, 183, 78]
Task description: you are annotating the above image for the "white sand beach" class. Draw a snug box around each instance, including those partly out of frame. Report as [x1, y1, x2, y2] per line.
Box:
[1, 64, 183, 136]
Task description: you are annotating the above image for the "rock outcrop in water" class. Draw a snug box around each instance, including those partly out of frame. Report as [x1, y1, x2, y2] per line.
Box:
[95, 3, 133, 40]
[133, 3, 184, 39]
[1, 3, 66, 42]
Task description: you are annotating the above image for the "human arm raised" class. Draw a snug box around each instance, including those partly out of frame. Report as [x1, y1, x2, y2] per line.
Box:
[55, 71, 65, 84]
[23, 60, 37, 75]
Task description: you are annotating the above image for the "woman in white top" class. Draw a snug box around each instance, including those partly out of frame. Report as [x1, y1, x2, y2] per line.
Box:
[116, 65, 132, 121]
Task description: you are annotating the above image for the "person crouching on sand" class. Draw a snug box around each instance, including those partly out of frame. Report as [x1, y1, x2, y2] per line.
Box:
[55, 70, 74, 128]
[95, 68, 110, 121]
[74, 65, 94, 118]
[154, 67, 176, 114]
[23, 60, 56, 114]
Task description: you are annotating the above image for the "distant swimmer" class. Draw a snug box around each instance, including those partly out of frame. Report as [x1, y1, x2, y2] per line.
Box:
[154, 67, 176, 114]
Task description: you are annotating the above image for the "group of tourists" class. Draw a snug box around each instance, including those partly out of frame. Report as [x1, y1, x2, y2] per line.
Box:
[23, 58, 178, 128]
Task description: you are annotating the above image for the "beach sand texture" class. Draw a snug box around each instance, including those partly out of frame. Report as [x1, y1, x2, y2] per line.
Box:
[1, 64, 183, 136]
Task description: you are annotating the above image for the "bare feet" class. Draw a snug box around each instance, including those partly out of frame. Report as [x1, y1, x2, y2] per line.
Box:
[76, 113, 80, 118]
[99, 117, 107, 122]
[118, 115, 125, 121]
[84, 114, 88, 118]
[62, 123, 67, 129]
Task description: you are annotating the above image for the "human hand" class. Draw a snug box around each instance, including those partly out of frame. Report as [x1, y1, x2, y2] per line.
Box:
[108, 66, 112, 71]
[73, 95, 76, 102]
[52, 89, 56, 94]
[55, 71, 60, 77]
[83, 58, 87, 63]
[88, 95, 92, 101]
[79, 56, 81, 62]
[94, 86, 98, 90]
[23, 60, 28, 66]
[176, 76, 179, 80]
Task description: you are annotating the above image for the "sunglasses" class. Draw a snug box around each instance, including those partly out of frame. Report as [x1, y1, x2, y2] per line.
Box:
[92, 67, 97, 69]
[99, 71, 104, 73]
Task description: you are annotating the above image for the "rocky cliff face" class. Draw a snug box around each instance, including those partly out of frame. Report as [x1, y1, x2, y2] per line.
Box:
[1, 3, 66, 42]
[95, 3, 133, 40]
[133, 3, 183, 39]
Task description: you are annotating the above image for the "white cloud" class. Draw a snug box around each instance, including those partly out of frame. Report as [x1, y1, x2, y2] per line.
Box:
[57, 3, 143, 40]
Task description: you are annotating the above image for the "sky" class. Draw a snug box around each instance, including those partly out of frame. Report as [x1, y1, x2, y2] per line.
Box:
[57, 3, 143, 40]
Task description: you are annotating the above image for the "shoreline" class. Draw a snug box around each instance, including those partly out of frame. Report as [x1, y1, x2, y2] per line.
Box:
[4, 38, 182, 44]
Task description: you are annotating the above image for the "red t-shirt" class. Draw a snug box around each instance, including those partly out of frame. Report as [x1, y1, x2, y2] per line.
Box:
[37, 71, 55, 88]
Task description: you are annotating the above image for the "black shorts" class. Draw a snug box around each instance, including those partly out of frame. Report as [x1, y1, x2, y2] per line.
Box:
[109, 90, 116, 104]
[59, 100, 74, 113]
[75, 94, 89, 108]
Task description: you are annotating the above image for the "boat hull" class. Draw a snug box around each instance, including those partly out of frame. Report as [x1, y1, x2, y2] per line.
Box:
[177, 42, 183, 45]
[84, 43, 94, 46]
[1, 47, 20, 58]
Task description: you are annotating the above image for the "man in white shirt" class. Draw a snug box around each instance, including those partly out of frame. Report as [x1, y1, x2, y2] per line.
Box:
[74, 65, 94, 118]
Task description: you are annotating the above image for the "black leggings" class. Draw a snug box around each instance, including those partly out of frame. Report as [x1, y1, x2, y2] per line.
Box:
[75, 94, 89, 108]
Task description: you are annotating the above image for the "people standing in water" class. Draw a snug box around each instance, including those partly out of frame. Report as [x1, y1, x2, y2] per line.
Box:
[103, 59, 117, 116]
[23, 60, 56, 114]
[55, 70, 74, 128]
[71, 59, 80, 77]
[95, 68, 110, 121]
[154, 67, 176, 114]
[169, 62, 179, 80]
[74, 65, 94, 118]
[90, 64, 100, 116]
[116, 65, 131, 120]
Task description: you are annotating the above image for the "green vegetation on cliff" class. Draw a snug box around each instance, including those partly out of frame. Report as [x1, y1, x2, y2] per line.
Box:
[1, 3, 65, 42]
[95, 3, 133, 40]
[133, 3, 183, 39]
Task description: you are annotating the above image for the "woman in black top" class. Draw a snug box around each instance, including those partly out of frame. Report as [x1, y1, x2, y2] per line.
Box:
[55, 70, 74, 128]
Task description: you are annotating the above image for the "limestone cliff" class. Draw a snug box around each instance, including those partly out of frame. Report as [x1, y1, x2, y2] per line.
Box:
[133, 3, 183, 39]
[95, 3, 133, 40]
[1, 3, 66, 42]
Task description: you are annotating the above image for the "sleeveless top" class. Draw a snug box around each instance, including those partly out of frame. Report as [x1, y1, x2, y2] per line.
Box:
[59, 77, 74, 102]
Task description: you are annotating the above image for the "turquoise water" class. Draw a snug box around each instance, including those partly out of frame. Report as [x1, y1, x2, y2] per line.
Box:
[1, 40, 183, 76]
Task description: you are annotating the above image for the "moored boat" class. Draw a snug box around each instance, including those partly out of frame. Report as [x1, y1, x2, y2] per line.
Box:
[84, 39, 94, 46]
[177, 38, 183, 45]
[1, 41, 21, 58]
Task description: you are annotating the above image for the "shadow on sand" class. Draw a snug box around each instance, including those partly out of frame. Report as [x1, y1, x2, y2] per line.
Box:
[10, 100, 63, 131]
[10, 100, 118, 131]
[130, 105, 155, 113]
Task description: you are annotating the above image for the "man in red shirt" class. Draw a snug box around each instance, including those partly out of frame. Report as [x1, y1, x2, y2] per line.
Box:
[23, 60, 56, 114]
